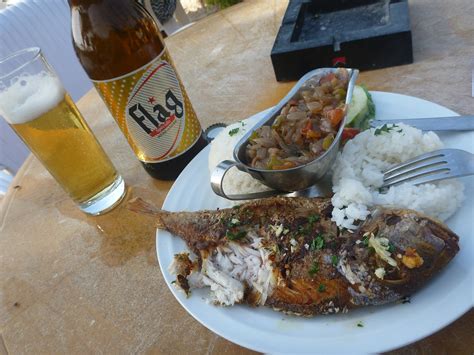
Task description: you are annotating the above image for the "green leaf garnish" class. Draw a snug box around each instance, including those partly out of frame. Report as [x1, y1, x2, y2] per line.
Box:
[228, 127, 240, 136]
[388, 243, 395, 253]
[331, 255, 339, 267]
[318, 284, 326, 292]
[357, 321, 364, 328]
[310, 234, 325, 251]
[308, 214, 320, 225]
[298, 225, 309, 235]
[362, 235, 369, 247]
[374, 124, 403, 136]
[226, 230, 246, 241]
[308, 261, 319, 276]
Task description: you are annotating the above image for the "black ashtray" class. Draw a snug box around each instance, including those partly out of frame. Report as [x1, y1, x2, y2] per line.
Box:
[271, 0, 413, 81]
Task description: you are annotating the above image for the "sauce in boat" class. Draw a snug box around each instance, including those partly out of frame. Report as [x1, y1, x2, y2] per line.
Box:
[245, 69, 349, 170]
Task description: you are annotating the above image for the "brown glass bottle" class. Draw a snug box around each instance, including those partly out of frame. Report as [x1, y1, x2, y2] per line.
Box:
[69, 0, 207, 180]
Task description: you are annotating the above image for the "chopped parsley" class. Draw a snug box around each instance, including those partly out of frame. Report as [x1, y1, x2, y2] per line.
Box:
[171, 281, 176, 284]
[310, 234, 325, 251]
[362, 235, 370, 247]
[226, 230, 246, 241]
[374, 123, 403, 136]
[308, 261, 319, 276]
[308, 214, 320, 225]
[298, 224, 310, 235]
[331, 255, 339, 267]
[388, 242, 395, 253]
[318, 283, 326, 293]
[356, 321, 364, 328]
[232, 205, 241, 209]
[228, 127, 240, 136]
[227, 218, 240, 227]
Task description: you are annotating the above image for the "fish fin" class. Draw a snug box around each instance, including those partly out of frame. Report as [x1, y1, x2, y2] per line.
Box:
[128, 197, 160, 215]
[128, 197, 166, 228]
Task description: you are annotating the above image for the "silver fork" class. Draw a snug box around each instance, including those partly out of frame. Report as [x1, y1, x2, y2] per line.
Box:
[382, 149, 474, 188]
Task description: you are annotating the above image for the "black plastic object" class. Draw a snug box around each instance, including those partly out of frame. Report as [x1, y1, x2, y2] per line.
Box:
[271, 0, 413, 81]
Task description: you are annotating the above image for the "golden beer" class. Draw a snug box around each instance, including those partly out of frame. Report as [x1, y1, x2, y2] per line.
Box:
[0, 48, 125, 214]
[10, 93, 118, 203]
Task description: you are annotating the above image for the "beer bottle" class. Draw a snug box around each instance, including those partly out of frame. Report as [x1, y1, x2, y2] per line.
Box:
[69, 0, 208, 180]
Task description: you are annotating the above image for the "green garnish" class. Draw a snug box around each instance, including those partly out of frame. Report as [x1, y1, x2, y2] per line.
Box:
[357, 321, 364, 328]
[226, 230, 246, 240]
[374, 124, 403, 136]
[298, 225, 309, 235]
[331, 255, 339, 267]
[232, 205, 241, 210]
[171, 281, 176, 284]
[310, 234, 325, 251]
[308, 261, 319, 276]
[388, 243, 395, 253]
[228, 127, 240, 136]
[227, 218, 240, 227]
[318, 284, 326, 293]
[308, 214, 320, 225]
[362, 235, 369, 247]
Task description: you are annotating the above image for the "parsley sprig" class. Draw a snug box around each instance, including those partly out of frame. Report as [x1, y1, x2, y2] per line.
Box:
[308, 261, 319, 276]
[228, 127, 240, 136]
[310, 234, 325, 251]
[226, 230, 247, 241]
[374, 124, 402, 136]
[308, 214, 320, 225]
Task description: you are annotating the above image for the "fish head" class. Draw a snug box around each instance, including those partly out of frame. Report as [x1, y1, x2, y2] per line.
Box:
[338, 208, 459, 306]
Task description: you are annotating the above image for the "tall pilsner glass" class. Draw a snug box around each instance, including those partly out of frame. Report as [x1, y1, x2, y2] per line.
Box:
[0, 47, 126, 215]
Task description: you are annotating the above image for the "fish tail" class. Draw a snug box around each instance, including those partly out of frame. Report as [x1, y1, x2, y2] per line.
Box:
[127, 197, 166, 228]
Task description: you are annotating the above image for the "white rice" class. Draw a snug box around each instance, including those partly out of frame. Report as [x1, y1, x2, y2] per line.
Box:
[208, 121, 464, 228]
[331, 123, 464, 229]
[208, 121, 270, 197]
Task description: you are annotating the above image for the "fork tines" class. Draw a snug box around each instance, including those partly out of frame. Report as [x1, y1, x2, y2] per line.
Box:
[382, 149, 458, 188]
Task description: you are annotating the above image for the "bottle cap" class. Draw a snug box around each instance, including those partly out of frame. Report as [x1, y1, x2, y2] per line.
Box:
[204, 123, 228, 142]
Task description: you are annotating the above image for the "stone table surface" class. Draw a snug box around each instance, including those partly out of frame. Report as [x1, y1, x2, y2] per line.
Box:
[0, 0, 473, 353]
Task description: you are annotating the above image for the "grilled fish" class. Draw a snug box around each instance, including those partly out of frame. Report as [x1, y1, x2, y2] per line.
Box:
[129, 196, 459, 316]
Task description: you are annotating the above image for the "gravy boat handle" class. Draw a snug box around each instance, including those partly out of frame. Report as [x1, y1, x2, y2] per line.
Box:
[210, 160, 282, 200]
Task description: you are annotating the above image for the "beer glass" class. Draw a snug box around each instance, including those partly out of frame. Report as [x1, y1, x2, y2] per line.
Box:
[0, 47, 126, 215]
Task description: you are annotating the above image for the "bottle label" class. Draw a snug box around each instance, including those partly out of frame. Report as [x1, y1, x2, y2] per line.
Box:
[92, 50, 202, 163]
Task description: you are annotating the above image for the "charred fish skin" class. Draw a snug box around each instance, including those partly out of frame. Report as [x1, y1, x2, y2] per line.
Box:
[338, 209, 460, 307]
[158, 196, 335, 255]
[129, 196, 460, 316]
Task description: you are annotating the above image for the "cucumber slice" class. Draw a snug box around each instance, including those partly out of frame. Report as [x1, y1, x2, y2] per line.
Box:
[346, 85, 368, 126]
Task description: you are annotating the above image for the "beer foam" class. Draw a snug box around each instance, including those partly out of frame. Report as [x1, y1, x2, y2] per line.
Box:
[0, 71, 65, 124]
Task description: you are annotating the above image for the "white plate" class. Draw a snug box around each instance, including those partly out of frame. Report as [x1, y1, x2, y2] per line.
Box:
[157, 92, 474, 354]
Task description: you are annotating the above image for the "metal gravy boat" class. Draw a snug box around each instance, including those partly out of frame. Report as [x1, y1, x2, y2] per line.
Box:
[211, 68, 359, 200]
